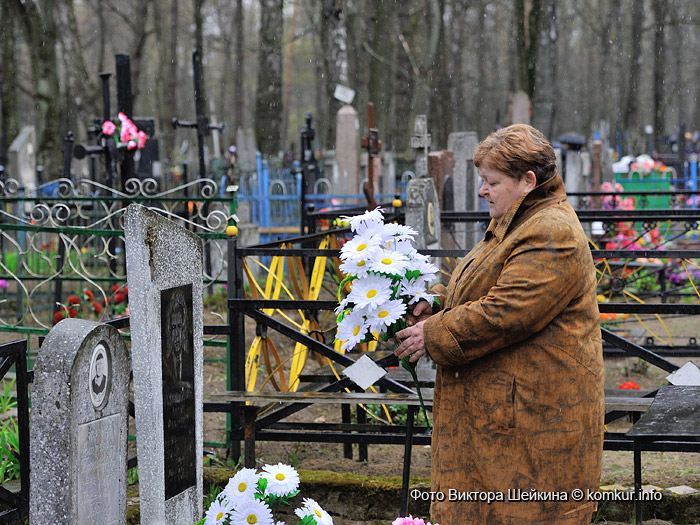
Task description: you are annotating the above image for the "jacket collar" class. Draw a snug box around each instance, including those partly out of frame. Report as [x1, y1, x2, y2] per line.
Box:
[485, 175, 567, 243]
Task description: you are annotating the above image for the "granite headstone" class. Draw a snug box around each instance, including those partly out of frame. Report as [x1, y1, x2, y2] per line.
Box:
[448, 131, 480, 250]
[124, 204, 204, 524]
[30, 319, 130, 524]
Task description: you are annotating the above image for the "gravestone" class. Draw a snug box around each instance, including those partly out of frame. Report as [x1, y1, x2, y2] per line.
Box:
[236, 127, 257, 172]
[411, 115, 431, 178]
[381, 150, 396, 197]
[428, 151, 456, 250]
[510, 91, 531, 125]
[448, 131, 480, 250]
[564, 149, 582, 208]
[335, 105, 361, 200]
[124, 204, 204, 524]
[8, 126, 37, 195]
[30, 319, 130, 524]
[406, 178, 441, 285]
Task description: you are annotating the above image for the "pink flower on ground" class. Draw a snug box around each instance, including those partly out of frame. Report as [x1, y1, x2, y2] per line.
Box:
[102, 121, 117, 135]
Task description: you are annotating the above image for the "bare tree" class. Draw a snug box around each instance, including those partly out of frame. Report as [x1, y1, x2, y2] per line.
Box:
[0, 1, 19, 157]
[623, 0, 645, 138]
[255, 0, 284, 155]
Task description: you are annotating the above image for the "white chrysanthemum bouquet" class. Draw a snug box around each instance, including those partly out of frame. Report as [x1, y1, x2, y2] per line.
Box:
[335, 207, 438, 350]
[335, 208, 438, 427]
[197, 463, 333, 525]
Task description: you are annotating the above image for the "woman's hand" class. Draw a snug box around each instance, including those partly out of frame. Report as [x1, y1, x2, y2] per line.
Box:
[406, 300, 433, 326]
[394, 320, 427, 363]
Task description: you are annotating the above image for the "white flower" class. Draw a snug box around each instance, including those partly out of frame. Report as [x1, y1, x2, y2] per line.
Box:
[230, 498, 274, 525]
[339, 248, 379, 278]
[341, 207, 384, 234]
[367, 299, 407, 334]
[334, 297, 350, 316]
[204, 498, 231, 525]
[336, 308, 370, 350]
[367, 250, 410, 276]
[221, 467, 259, 505]
[385, 237, 415, 256]
[376, 222, 417, 243]
[294, 498, 334, 525]
[340, 233, 382, 261]
[347, 275, 393, 309]
[399, 278, 437, 305]
[261, 462, 300, 497]
[412, 255, 439, 280]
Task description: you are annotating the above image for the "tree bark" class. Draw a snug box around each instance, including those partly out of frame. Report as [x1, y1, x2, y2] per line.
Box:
[532, 0, 557, 138]
[0, 1, 19, 158]
[254, 0, 284, 156]
[9, 0, 62, 176]
[623, 0, 645, 136]
[234, 0, 245, 133]
[320, 0, 347, 149]
[652, 0, 668, 149]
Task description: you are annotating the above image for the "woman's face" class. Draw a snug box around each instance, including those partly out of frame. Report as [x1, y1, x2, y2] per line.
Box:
[478, 165, 535, 220]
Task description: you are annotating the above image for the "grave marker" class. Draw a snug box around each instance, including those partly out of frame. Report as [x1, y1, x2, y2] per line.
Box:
[124, 204, 204, 524]
[335, 104, 361, 200]
[448, 131, 480, 249]
[411, 115, 431, 178]
[30, 319, 130, 524]
[8, 126, 37, 195]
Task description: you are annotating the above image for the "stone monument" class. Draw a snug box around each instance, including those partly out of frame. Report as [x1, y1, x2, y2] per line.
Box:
[334, 105, 361, 201]
[448, 131, 480, 250]
[8, 126, 37, 195]
[406, 178, 441, 285]
[30, 319, 130, 524]
[124, 204, 204, 524]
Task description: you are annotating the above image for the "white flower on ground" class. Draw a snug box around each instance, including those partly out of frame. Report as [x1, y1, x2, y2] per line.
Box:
[336, 308, 370, 350]
[367, 299, 407, 334]
[294, 497, 334, 525]
[399, 278, 437, 305]
[347, 274, 393, 309]
[367, 250, 410, 276]
[204, 498, 231, 525]
[261, 462, 300, 497]
[221, 467, 259, 506]
[229, 498, 274, 525]
[340, 233, 382, 261]
[341, 207, 384, 234]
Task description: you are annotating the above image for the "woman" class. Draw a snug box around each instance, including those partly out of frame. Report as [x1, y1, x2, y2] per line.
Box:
[396, 124, 604, 524]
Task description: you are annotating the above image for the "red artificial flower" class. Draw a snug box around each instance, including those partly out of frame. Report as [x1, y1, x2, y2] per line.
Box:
[53, 311, 65, 325]
[112, 284, 120, 293]
[114, 292, 126, 304]
[92, 301, 102, 314]
[68, 308, 78, 318]
[68, 295, 81, 305]
[83, 289, 94, 301]
[123, 285, 128, 295]
[102, 120, 117, 136]
[618, 381, 641, 390]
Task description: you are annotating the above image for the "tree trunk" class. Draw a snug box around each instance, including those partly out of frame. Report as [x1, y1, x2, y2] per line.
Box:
[652, 0, 668, 150]
[9, 0, 62, 176]
[193, 0, 207, 117]
[623, 0, 645, 137]
[427, 0, 450, 149]
[0, 1, 19, 158]
[320, 0, 347, 149]
[367, 0, 396, 149]
[392, 0, 418, 155]
[532, 0, 557, 137]
[234, 0, 245, 132]
[254, 0, 284, 156]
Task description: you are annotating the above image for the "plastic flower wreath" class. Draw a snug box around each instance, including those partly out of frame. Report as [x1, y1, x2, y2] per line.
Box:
[196, 463, 333, 525]
[335, 207, 438, 427]
[101, 112, 147, 150]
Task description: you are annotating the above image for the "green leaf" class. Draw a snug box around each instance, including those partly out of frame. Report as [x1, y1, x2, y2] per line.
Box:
[297, 516, 318, 525]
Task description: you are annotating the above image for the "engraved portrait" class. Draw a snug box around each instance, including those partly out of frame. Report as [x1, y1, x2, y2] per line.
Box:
[89, 343, 111, 408]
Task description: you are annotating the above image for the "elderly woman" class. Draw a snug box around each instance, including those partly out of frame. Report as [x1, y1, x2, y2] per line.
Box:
[396, 124, 604, 524]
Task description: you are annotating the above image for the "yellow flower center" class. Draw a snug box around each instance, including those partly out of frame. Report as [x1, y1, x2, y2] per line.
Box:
[275, 473, 285, 481]
[381, 258, 392, 265]
[237, 482, 247, 492]
[353, 326, 361, 336]
[216, 511, 224, 520]
[357, 260, 365, 267]
[315, 510, 323, 518]
[378, 311, 389, 318]
[357, 243, 367, 251]
[367, 289, 377, 298]
[247, 515, 257, 524]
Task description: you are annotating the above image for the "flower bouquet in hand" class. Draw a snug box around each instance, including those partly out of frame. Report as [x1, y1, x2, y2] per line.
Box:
[334, 207, 438, 426]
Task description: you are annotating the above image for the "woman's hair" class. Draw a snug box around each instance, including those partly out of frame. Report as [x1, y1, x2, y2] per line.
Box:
[474, 124, 557, 184]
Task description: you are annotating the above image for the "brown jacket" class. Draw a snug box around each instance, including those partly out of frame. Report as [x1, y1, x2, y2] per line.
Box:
[423, 175, 604, 524]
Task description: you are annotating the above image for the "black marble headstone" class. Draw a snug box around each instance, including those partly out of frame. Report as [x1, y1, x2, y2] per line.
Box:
[161, 283, 196, 499]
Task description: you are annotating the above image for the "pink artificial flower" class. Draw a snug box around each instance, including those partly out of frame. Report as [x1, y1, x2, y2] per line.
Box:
[137, 130, 147, 149]
[127, 140, 137, 150]
[118, 112, 128, 123]
[393, 517, 437, 525]
[102, 120, 117, 135]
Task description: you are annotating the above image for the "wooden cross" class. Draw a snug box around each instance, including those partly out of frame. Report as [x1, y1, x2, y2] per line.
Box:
[361, 102, 382, 210]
